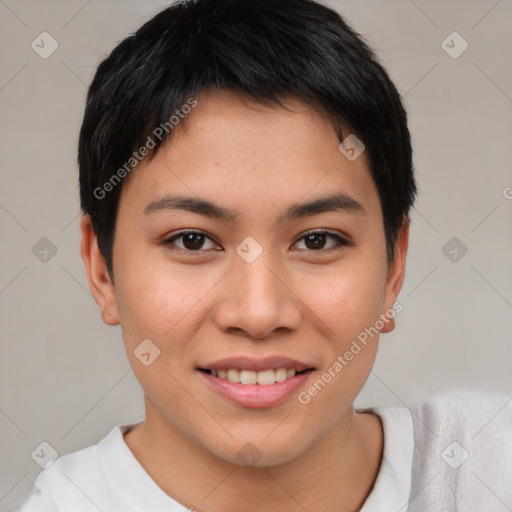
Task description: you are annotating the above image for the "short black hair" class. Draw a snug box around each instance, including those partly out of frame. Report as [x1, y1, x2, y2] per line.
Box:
[79, 0, 417, 281]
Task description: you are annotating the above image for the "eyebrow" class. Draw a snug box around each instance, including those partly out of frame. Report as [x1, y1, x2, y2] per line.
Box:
[143, 192, 367, 221]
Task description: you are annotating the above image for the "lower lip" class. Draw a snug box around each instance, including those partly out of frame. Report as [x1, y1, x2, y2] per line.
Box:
[199, 370, 314, 408]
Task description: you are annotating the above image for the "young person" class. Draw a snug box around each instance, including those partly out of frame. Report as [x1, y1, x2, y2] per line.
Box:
[18, 0, 512, 510]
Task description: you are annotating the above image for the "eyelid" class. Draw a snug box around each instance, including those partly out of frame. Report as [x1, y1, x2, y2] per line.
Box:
[297, 228, 351, 244]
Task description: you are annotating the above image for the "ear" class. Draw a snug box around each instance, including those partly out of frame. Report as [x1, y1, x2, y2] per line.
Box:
[80, 214, 120, 326]
[380, 217, 409, 334]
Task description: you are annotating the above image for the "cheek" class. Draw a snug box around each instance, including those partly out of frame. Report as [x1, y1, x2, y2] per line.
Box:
[114, 252, 215, 349]
[296, 263, 386, 418]
[305, 258, 387, 344]
[115, 266, 210, 399]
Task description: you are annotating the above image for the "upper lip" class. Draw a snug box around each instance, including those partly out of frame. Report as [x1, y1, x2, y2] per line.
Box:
[199, 356, 315, 373]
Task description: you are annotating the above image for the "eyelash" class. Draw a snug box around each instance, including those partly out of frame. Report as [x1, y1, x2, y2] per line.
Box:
[162, 229, 350, 255]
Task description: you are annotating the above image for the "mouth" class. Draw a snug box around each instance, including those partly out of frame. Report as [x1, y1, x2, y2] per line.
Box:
[196, 355, 317, 407]
[197, 360, 316, 408]
[198, 367, 314, 385]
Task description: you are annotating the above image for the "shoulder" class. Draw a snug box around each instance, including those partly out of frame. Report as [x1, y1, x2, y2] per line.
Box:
[407, 388, 512, 511]
[409, 386, 512, 457]
[410, 387, 512, 421]
[409, 387, 512, 445]
[17, 425, 122, 512]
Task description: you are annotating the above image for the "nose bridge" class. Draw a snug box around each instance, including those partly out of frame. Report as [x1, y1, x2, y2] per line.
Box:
[214, 241, 302, 338]
[241, 252, 281, 310]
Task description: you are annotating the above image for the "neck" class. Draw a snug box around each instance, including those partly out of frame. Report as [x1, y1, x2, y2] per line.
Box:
[123, 396, 383, 512]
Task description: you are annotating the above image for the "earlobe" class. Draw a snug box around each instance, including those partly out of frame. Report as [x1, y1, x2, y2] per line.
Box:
[80, 214, 120, 326]
[380, 217, 409, 334]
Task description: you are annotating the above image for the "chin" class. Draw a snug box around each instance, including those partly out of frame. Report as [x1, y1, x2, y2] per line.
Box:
[205, 432, 311, 469]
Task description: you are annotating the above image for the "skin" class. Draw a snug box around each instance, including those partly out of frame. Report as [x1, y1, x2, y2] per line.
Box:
[81, 88, 409, 512]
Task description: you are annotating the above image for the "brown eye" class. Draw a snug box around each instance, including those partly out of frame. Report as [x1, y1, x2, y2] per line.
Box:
[293, 230, 349, 251]
[163, 230, 218, 252]
[163, 229, 349, 255]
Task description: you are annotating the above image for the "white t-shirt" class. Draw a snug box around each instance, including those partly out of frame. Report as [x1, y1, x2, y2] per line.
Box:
[16, 388, 512, 511]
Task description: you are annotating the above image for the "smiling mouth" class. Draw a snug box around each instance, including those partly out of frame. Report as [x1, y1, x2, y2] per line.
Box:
[198, 368, 314, 385]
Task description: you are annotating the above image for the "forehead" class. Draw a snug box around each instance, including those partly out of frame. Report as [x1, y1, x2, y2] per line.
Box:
[119, 89, 382, 225]
[175, 89, 342, 154]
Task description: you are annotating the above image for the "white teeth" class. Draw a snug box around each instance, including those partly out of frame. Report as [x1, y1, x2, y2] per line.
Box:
[211, 368, 299, 385]
[240, 370, 258, 385]
[227, 369, 240, 383]
[256, 369, 275, 386]
[275, 368, 287, 382]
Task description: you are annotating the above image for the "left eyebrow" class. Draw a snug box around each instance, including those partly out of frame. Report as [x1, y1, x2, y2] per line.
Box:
[143, 192, 367, 221]
[280, 192, 367, 221]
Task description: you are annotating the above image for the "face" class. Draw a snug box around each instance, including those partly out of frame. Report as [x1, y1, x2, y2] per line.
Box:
[82, 89, 408, 467]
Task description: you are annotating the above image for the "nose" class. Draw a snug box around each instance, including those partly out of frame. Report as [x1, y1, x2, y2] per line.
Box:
[212, 249, 303, 339]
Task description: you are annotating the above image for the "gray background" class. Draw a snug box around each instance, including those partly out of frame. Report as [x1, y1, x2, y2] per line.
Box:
[1, 0, 511, 509]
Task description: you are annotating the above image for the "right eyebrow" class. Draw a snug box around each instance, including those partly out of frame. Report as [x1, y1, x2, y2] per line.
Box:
[143, 195, 239, 221]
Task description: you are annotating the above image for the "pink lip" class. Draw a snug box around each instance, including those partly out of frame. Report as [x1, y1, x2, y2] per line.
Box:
[200, 355, 315, 373]
[199, 369, 314, 408]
